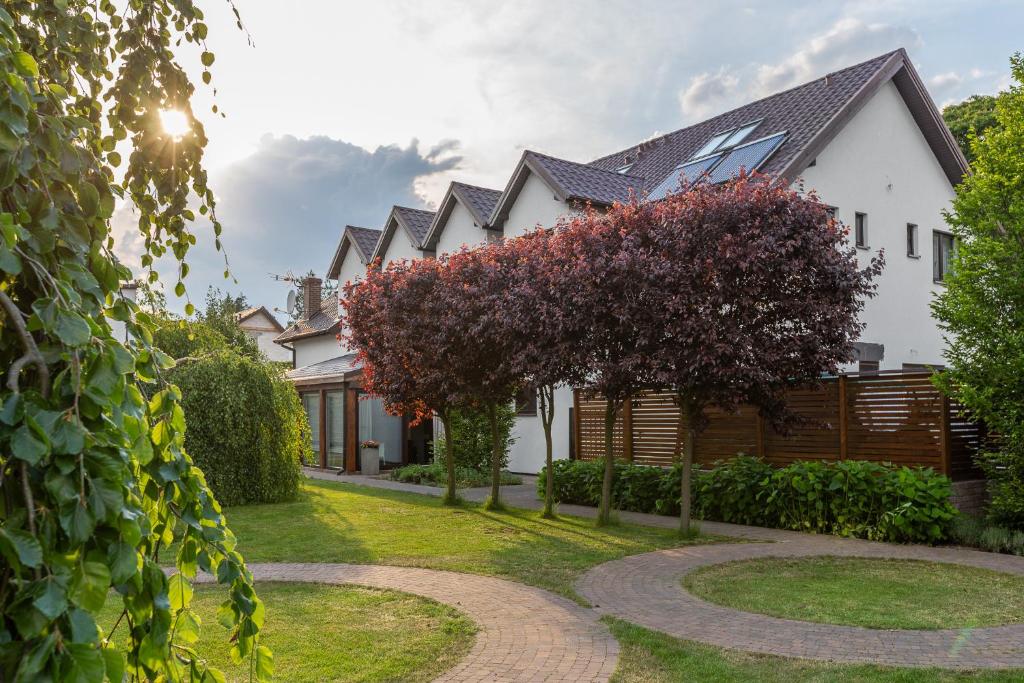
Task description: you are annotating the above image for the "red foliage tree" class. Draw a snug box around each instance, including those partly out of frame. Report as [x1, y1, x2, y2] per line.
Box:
[501, 229, 590, 517]
[436, 245, 527, 509]
[649, 174, 883, 533]
[548, 201, 667, 525]
[341, 258, 464, 504]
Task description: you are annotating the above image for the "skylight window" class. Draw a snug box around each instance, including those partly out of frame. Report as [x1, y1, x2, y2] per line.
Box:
[691, 130, 733, 159]
[690, 120, 764, 160]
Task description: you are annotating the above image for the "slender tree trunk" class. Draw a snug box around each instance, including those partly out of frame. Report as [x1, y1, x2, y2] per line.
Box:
[540, 385, 556, 518]
[487, 402, 503, 509]
[439, 410, 458, 506]
[676, 397, 699, 535]
[598, 398, 618, 526]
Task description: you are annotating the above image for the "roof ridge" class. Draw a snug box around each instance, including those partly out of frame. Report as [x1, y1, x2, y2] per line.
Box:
[590, 49, 900, 166]
[527, 149, 645, 183]
[452, 181, 501, 193]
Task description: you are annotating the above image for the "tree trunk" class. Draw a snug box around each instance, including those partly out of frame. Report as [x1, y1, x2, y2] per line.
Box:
[487, 402, 502, 509]
[598, 398, 618, 526]
[440, 411, 457, 506]
[676, 398, 698, 535]
[540, 385, 556, 518]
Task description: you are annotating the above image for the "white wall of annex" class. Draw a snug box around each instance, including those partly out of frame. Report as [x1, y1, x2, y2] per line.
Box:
[293, 334, 344, 368]
[508, 385, 575, 474]
[797, 80, 956, 370]
[380, 227, 423, 266]
[435, 201, 487, 256]
[502, 172, 569, 238]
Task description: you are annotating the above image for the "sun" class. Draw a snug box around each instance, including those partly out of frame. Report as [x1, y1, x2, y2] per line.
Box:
[159, 108, 191, 140]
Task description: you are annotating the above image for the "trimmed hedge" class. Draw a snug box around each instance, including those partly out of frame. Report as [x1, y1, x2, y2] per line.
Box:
[169, 350, 309, 506]
[391, 462, 522, 488]
[538, 456, 958, 544]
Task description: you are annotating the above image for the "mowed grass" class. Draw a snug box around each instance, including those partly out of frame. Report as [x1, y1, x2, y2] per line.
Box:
[221, 478, 711, 601]
[683, 556, 1024, 630]
[607, 617, 1024, 683]
[101, 583, 475, 683]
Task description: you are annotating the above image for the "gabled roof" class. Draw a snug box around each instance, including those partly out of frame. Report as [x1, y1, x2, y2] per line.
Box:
[370, 205, 437, 263]
[590, 48, 967, 192]
[422, 181, 502, 250]
[489, 150, 644, 229]
[488, 49, 967, 231]
[326, 225, 382, 280]
[273, 294, 340, 344]
[286, 352, 362, 385]
[235, 305, 284, 333]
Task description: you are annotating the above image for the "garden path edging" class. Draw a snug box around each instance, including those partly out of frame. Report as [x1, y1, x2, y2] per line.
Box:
[196, 562, 618, 682]
[578, 534, 1024, 669]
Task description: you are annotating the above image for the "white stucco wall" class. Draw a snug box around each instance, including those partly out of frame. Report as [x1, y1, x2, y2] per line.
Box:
[379, 226, 424, 266]
[797, 80, 955, 370]
[336, 250, 367, 291]
[502, 172, 569, 238]
[293, 333, 344, 368]
[249, 329, 291, 362]
[509, 386, 575, 474]
[435, 201, 487, 256]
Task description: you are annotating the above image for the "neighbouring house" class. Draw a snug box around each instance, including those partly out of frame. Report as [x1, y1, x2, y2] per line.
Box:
[277, 48, 974, 482]
[235, 306, 290, 362]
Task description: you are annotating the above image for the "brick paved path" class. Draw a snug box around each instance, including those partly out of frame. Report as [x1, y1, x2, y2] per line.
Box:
[198, 563, 618, 682]
[578, 534, 1024, 669]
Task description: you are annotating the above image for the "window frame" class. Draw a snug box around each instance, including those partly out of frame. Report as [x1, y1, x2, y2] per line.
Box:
[514, 387, 538, 417]
[906, 223, 919, 258]
[854, 212, 868, 249]
[933, 229, 956, 283]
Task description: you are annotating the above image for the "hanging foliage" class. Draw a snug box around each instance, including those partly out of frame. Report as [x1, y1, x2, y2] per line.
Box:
[0, 2, 270, 681]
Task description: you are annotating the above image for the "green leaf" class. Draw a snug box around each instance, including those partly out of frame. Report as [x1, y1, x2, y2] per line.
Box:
[0, 527, 42, 567]
[255, 644, 274, 681]
[101, 647, 125, 683]
[167, 573, 193, 612]
[33, 577, 68, 619]
[11, 425, 47, 464]
[71, 560, 110, 612]
[64, 643, 105, 683]
[201, 51, 215, 66]
[13, 51, 38, 77]
[107, 542, 137, 584]
[77, 182, 99, 218]
[68, 607, 99, 643]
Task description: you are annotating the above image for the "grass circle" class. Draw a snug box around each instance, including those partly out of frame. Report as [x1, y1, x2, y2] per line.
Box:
[682, 555, 1024, 630]
[103, 583, 476, 682]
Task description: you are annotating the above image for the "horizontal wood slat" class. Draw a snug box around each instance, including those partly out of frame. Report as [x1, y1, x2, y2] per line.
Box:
[572, 371, 984, 479]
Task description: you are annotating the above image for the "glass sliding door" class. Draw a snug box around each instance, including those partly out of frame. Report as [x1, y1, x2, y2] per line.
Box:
[358, 395, 403, 466]
[325, 390, 345, 469]
[302, 393, 321, 464]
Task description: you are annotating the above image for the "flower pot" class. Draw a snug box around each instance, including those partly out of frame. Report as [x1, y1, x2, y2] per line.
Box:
[360, 447, 380, 475]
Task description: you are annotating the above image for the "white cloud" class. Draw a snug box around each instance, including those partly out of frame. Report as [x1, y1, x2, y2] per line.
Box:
[929, 71, 963, 89]
[678, 69, 740, 121]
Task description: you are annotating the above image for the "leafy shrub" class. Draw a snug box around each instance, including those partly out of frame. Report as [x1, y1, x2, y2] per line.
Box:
[152, 316, 230, 360]
[391, 462, 521, 488]
[950, 515, 1024, 556]
[434, 404, 516, 472]
[169, 350, 308, 505]
[539, 456, 959, 544]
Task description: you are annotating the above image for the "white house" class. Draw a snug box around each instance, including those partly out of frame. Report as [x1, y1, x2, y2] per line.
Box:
[234, 306, 290, 362]
[277, 48, 969, 475]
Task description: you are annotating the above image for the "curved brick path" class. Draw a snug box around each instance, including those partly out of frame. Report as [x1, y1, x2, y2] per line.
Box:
[200, 563, 618, 682]
[578, 534, 1024, 669]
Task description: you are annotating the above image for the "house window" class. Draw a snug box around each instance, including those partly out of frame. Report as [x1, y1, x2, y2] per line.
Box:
[301, 392, 321, 458]
[906, 223, 919, 257]
[933, 230, 956, 283]
[854, 212, 867, 248]
[858, 360, 879, 373]
[515, 387, 538, 416]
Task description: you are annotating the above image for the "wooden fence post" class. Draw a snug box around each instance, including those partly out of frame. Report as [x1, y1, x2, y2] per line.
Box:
[623, 398, 634, 461]
[939, 393, 952, 477]
[837, 375, 849, 460]
[572, 389, 581, 460]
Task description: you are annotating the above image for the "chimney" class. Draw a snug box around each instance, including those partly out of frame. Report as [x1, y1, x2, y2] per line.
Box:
[303, 277, 322, 319]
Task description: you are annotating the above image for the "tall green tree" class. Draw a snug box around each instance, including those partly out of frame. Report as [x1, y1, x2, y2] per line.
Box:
[943, 94, 999, 164]
[0, 2, 271, 680]
[198, 286, 259, 357]
[933, 53, 1024, 529]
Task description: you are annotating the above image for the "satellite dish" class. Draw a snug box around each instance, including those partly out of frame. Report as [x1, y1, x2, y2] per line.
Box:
[286, 289, 297, 315]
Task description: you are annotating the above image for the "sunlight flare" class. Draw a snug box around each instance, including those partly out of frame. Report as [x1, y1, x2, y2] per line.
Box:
[159, 108, 191, 139]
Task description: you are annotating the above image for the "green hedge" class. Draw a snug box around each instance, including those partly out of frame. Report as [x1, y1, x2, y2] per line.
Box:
[169, 350, 308, 506]
[538, 456, 958, 544]
[391, 462, 522, 488]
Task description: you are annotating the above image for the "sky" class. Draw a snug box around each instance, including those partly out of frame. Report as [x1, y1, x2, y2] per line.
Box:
[111, 0, 1022, 320]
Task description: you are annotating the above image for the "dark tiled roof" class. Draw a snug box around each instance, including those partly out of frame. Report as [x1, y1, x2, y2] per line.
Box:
[348, 226, 382, 261]
[452, 182, 502, 226]
[286, 352, 361, 381]
[589, 51, 899, 191]
[529, 151, 644, 204]
[274, 294, 339, 343]
[393, 206, 436, 245]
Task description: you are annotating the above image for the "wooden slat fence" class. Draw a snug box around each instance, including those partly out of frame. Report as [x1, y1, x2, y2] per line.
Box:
[572, 370, 983, 479]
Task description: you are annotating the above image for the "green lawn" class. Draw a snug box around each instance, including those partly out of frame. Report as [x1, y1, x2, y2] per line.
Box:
[683, 556, 1024, 630]
[102, 583, 475, 683]
[607, 617, 1023, 682]
[221, 478, 711, 601]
